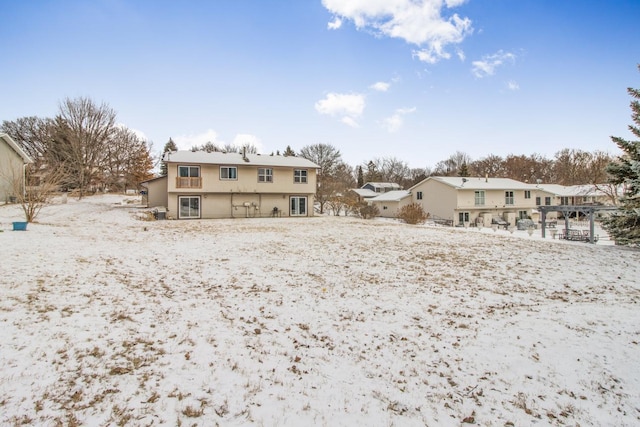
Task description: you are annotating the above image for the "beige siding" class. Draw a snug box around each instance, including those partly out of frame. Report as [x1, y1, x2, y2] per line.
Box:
[0, 142, 24, 203]
[168, 164, 316, 195]
[413, 180, 457, 220]
[165, 161, 316, 219]
[144, 177, 168, 208]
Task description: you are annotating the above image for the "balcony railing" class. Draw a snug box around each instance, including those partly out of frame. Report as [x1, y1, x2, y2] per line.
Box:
[176, 177, 202, 188]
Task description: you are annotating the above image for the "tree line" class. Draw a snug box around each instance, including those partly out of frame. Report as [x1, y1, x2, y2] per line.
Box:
[2, 97, 155, 198]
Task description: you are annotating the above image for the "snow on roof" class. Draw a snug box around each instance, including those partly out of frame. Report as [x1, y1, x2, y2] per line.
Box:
[369, 190, 410, 202]
[423, 176, 534, 190]
[351, 188, 377, 198]
[363, 182, 401, 189]
[536, 184, 573, 196]
[0, 133, 33, 164]
[163, 151, 320, 168]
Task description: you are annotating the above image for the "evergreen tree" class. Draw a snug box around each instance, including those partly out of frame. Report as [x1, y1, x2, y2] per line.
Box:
[602, 65, 640, 246]
[283, 145, 295, 157]
[160, 138, 178, 176]
[356, 165, 364, 187]
[458, 162, 470, 177]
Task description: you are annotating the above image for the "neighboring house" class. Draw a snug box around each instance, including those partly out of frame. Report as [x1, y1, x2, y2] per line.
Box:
[534, 183, 617, 220]
[362, 182, 402, 193]
[0, 133, 33, 203]
[536, 184, 614, 207]
[350, 182, 402, 202]
[409, 176, 540, 226]
[156, 151, 319, 219]
[369, 190, 411, 218]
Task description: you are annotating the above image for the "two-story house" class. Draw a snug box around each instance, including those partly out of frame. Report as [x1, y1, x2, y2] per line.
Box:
[151, 150, 319, 219]
[409, 176, 539, 226]
[0, 133, 33, 203]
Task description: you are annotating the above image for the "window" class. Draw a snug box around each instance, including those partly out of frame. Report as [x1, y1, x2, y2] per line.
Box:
[294, 169, 307, 183]
[505, 191, 514, 205]
[179, 196, 200, 219]
[545, 197, 551, 205]
[474, 190, 485, 206]
[220, 166, 237, 180]
[524, 190, 531, 199]
[258, 168, 273, 183]
[458, 212, 469, 224]
[177, 166, 201, 188]
[417, 191, 423, 200]
[535, 196, 541, 205]
[179, 165, 199, 178]
[560, 197, 569, 205]
[519, 210, 528, 219]
[290, 196, 307, 216]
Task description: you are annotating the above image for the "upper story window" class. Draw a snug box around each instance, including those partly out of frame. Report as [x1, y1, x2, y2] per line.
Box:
[535, 196, 541, 205]
[560, 196, 569, 205]
[505, 191, 514, 205]
[220, 166, 237, 180]
[179, 165, 199, 178]
[545, 197, 551, 205]
[258, 168, 273, 183]
[474, 190, 485, 206]
[294, 169, 307, 183]
[524, 190, 531, 199]
[177, 165, 201, 188]
[416, 191, 423, 200]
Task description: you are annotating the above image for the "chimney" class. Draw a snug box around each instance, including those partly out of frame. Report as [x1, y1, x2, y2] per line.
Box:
[485, 173, 488, 183]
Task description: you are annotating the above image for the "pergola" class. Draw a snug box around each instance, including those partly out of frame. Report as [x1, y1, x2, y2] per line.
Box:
[538, 205, 618, 244]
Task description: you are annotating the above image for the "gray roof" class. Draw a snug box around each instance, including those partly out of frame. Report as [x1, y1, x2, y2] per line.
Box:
[363, 182, 402, 190]
[163, 151, 320, 168]
[0, 133, 33, 164]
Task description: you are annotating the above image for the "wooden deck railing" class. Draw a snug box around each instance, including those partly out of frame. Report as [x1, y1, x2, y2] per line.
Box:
[176, 177, 202, 188]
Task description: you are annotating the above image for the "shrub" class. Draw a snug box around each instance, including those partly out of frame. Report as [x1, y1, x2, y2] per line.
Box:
[397, 203, 429, 224]
[358, 203, 379, 219]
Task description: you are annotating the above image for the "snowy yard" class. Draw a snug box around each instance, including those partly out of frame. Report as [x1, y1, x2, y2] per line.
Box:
[1, 195, 639, 426]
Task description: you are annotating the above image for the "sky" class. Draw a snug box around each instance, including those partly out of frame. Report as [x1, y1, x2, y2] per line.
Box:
[1, 0, 639, 169]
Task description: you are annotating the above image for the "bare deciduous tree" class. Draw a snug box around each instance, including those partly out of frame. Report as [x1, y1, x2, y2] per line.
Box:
[52, 97, 117, 198]
[1, 160, 65, 222]
[299, 143, 343, 214]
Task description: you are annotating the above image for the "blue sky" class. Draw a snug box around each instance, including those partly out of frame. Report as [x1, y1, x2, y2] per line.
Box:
[1, 0, 639, 169]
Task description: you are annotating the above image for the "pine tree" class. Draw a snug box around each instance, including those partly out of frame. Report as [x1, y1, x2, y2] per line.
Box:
[458, 162, 470, 177]
[283, 145, 295, 157]
[602, 65, 640, 246]
[356, 165, 364, 187]
[160, 138, 178, 176]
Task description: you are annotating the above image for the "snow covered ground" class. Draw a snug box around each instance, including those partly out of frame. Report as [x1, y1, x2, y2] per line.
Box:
[1, 195, 639, 426]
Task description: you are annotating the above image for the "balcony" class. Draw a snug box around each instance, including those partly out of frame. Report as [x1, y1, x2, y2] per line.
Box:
[176, 177, 202, 189]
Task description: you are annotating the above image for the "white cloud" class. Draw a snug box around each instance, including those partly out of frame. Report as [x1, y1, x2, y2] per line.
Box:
[328, 17, 343, 30]
[322, 0, 473, 64]
[471, 50, 516, 78]
[382, 107, 416, 132]
[315, 92, 366, 126]
[174, 129, 222, 150]
[370, 81, 390, 92]
[507, 80, 520, 91]
[341, 116, 360, 128]
[231, 133, 264, 153]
